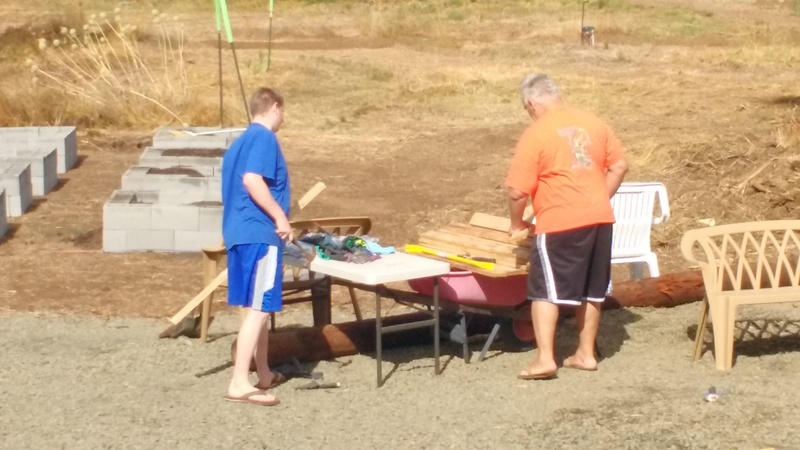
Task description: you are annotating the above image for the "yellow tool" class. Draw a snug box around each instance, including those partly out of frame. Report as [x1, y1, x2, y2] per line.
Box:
[405, 244, 495, 271]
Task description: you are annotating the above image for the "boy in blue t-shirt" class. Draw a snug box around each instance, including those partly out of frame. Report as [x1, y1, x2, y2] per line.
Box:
[221, 88, 291, 406]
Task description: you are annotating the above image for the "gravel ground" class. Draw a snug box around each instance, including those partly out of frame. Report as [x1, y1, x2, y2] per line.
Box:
[2, 302, 800, 450]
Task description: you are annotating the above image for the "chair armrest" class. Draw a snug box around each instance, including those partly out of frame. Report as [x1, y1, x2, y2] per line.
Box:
[653, 183, 670, 225]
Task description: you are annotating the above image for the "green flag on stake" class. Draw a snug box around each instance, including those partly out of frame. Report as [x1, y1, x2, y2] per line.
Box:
[214, 0, 251, 122]
[267, 0, 274, 70]
[218, 0, 234, 43]
[214, 0, 222, 32]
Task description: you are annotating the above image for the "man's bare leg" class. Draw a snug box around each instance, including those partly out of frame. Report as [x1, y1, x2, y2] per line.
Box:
[228, 308, 277, 402]
[564, 301, 601, 370]
[518, 300, 559, 378]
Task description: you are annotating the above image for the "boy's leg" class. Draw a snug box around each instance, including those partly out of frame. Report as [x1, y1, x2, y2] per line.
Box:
[228, 309, 276, 402]
[254, 317, 281, 387]
[251, 245, 284, 388]
[225, 244, 279, 403]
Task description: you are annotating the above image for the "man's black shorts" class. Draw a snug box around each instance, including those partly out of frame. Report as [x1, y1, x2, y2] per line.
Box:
[527, 223, 612, 306]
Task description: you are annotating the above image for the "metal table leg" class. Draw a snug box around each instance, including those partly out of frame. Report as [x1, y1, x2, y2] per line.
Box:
[374, 279, 441, 387]
[434, 277, 440, 375]
[375, 288, 383, 387]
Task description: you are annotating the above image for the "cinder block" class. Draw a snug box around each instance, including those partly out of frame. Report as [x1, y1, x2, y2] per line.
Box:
[102, 191, 152, 230]
[120, 166, 221, 198]
[158, 190, 218, 205]
[0, 190, 7, 240]
[174, 230, 222, 252]
[0, 164, 33, 217]
[138, 146, 224, 168]
[151, 204, 200, 231]
[151, 127, 243, 150]
[198, 204, 223, 232]
[0, 126, 77, 173]
[126, 230, 175, 252]
[101, 189, 223, 252]
[102, 229, 127, 253]
[0, 148, 58, 195]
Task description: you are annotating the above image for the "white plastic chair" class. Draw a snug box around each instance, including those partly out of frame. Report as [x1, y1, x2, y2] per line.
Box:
[610, 182, 670, 279]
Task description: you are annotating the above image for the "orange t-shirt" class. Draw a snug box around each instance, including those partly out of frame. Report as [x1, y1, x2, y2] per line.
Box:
[505, 105, 625, 234]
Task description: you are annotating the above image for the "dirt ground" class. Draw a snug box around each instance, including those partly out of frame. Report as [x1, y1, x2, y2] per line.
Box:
[2, 304, 800, 449]
[1, 0, 800, 448]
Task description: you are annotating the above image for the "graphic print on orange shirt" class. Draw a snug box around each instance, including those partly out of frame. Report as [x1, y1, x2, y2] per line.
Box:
[557, 126, 593, 169]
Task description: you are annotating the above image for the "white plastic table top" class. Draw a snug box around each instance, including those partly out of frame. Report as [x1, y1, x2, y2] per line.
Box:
[308, 252, 450, 286]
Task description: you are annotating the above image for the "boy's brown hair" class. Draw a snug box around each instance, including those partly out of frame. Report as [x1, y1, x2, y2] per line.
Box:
[249, 88, 284, 117]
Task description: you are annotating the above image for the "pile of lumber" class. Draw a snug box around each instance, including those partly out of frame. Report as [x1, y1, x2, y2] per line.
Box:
[413, 213, 532, 277]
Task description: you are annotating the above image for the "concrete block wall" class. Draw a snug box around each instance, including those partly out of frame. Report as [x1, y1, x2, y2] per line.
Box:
[120, 166, 221, 197]
[138, 146, 224, 169]
[0, 148, 58, 195]
[0, 126, 78, 173]
[103, 190, 222, 252]
[102, 129, 232, 253]
[151, 127, 243, 150]
[0, 164, 33, 217]
[0, 190, 7, 240]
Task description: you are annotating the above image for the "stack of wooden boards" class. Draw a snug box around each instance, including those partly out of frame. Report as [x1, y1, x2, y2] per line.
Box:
[410, 212, 534, 278]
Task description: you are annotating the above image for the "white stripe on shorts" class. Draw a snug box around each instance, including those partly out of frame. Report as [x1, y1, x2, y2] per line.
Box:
[250, 245, 279, 311]
[537, 233, 558, 300]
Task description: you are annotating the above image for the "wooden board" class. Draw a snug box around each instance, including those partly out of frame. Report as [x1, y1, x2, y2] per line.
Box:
[297, 181, 326, 209]
[419, 230, 530, 266]
[441, 223, 532, 248]
[468, 207, 534, 232]
[417, 237, 520, 268]
[410, 219, 533, 277]
[407, 251, 527, 277]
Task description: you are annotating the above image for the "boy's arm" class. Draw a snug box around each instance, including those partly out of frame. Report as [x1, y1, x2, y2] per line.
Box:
[242, 172, 293, 242]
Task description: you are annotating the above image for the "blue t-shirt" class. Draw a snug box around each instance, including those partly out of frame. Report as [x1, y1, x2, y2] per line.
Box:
[221, 123, 291, 248]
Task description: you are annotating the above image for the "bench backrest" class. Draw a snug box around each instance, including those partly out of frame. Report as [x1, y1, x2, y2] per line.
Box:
[610, 182, 670, 258]
[681, 220, 800, 293]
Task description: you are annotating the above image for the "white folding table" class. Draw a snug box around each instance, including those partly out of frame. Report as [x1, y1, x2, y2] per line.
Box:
[307, 252, 451, 387]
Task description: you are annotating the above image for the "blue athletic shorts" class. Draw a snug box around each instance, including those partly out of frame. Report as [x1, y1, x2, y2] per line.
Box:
[227, 243, 283, 313]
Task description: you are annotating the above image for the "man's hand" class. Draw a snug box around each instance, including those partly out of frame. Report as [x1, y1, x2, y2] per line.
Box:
[508, 223, 532, 243]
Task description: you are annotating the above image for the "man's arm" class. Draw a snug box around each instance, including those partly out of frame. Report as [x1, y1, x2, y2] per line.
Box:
[508, 187, 530, 233]
[243, 172, 293, 241]
[605, 158, 628, 198]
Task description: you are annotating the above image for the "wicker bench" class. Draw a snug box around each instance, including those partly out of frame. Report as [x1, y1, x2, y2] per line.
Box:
[681, 220, 800, 370]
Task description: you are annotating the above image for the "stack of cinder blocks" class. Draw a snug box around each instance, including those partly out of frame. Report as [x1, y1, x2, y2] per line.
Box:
[0, 126, 77, 241]
[103, 127, 243, 253]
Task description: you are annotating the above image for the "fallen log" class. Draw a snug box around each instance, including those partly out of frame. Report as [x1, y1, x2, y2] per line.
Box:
[239, 270, 707, 366]
[605, 269, 704, 309]
[241, 312, 436, 367]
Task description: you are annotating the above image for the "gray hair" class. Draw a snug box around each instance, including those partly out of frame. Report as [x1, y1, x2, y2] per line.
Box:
[518, 73, 560, 105]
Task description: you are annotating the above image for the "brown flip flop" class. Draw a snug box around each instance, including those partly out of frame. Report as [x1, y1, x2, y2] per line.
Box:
[224, 391, 280, 406]
[254, 372, 287, 390]
[517, 369, 558, 380]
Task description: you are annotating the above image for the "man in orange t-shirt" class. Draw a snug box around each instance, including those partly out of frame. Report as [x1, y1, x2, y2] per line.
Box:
[506, 73, 628, 380]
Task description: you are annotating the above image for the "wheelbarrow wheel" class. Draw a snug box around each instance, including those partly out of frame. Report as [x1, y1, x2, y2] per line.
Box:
[495, 318, 535, 352]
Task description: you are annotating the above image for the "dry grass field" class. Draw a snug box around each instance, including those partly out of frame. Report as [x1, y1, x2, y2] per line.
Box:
[1, 1, 800, 448]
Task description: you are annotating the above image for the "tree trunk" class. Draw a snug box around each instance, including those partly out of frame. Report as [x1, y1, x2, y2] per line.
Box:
[604, 269, 705, 309]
